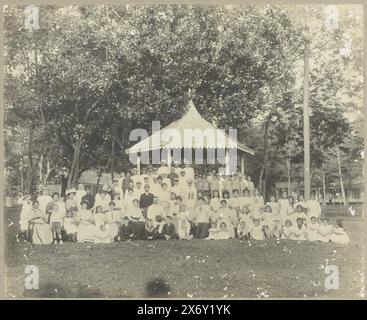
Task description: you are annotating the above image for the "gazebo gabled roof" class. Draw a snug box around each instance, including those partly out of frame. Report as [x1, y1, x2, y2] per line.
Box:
[126, 100, 254, 155]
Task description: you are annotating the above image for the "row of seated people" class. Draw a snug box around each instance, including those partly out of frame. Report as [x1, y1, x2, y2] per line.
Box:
[17, 193, 349, 245]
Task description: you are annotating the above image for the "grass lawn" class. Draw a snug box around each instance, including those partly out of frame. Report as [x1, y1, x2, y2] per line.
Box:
[4, 206, 365, 298]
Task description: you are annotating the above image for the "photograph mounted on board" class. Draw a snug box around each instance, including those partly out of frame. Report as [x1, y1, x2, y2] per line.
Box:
[2, 4, 365, 299]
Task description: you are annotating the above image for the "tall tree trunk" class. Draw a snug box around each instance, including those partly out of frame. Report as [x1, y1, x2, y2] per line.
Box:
[67, 135, 83, 188]
[258, 117, 271, 194]
[303, 38, 311, 200]
[25, 126, 35, 194]
[111, 139, 115, 182]
[38, 153, 44, 185]
[322, 169, 327, 206]
[20, 160, 24, 193]
[336, 147, 346, 206]
[287, 157, 291, 196]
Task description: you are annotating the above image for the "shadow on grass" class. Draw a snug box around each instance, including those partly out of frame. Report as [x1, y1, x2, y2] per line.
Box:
[145, 277, 171, 298]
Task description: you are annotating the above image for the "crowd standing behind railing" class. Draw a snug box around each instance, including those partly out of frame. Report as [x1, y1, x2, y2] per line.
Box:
[16, 163, 350, 245]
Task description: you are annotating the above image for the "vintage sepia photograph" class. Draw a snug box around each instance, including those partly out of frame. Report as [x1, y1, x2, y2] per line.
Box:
[2, 3, 365, 299]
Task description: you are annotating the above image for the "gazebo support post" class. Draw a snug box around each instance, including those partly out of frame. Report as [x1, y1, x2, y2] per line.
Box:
[167, 149, 172, 170]
[240, 154, 245, 175]
[137, 153, 141, 175]
[225, 148, 230, 176]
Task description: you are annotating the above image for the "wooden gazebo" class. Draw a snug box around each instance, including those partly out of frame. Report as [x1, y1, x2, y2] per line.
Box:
[126, 100, 254, 175]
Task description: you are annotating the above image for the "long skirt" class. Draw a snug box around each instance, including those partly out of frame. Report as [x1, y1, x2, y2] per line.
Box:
[77, 223, 97, 243]
[32, 223, 53, 244]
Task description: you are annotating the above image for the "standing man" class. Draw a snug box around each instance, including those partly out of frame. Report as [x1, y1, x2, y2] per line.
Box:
[81, 187, 95, 210]
[139, 185, 154, 219]
[75, 183, 87, 210]
[167, 166, 179, 187]
[122, 171, 133, 197]
[183, 161, 195, 182]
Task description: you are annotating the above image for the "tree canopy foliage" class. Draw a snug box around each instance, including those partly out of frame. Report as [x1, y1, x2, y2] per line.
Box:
[4, 4, 363, 198]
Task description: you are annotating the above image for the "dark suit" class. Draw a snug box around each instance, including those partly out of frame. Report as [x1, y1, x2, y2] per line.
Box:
[139, 193, 154, 218]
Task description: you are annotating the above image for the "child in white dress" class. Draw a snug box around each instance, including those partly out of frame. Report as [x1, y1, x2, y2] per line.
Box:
[292, 218, 307, 241]
[177, 219, 193, 240]
[17, 195, 32, 242]
[237, 220, 251, 240]
[206, 222, 231, 240]
[306, 216, 319, 241]
[106, 202, 121, 241]
[281, 219, 294, 240]
[95, 224, 112, 244]
[250, 219, 265, 240]
[63, 210, 78, 242]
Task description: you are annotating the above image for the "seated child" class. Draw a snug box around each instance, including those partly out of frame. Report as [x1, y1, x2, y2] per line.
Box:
[161, 216, 179, 240]
[155, 215, 165, 235]
[330, 219, 350, 244]
[281, 219, 294, 240]
[261, 205, 275, 230]
[177, 219, 193, 240]
[95, 224, 112, 244]
[118, 217, 135, 241]
[142, 218, 158, 240]
[289, 205, 308, 226]
[237, 220, 251, 240]
[306, 216, 319, 241]
[238, 205, 253, 228]
[292, 217, 307, 241]
[318, 218, 333, 242]
[63, 210, 78, 242]
[262, 223, 272, 239]
[271, 218, 282, 240]
[171, 213, 179, 233]
[206, 222, 231, 240]
[250, 219, 265, 240]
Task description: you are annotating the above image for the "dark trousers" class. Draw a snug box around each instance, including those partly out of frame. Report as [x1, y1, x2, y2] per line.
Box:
[195, 223, 210, 238]
[130, 221, 145, 239]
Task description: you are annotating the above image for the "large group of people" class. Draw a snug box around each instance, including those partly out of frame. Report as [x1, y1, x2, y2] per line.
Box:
[16, 162, 350, 245]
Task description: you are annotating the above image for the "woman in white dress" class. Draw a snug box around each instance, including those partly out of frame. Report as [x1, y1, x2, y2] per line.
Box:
[210, 190, 221, 212]
[77, 202, 96, 243]
[29, 201, 53, 244]
[106, 202, 122, 241]
[330, 219, 350, 244]
[307, 194, 322, 218]
[278, 192, 289, 219]
[317, 218, 333, 242]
